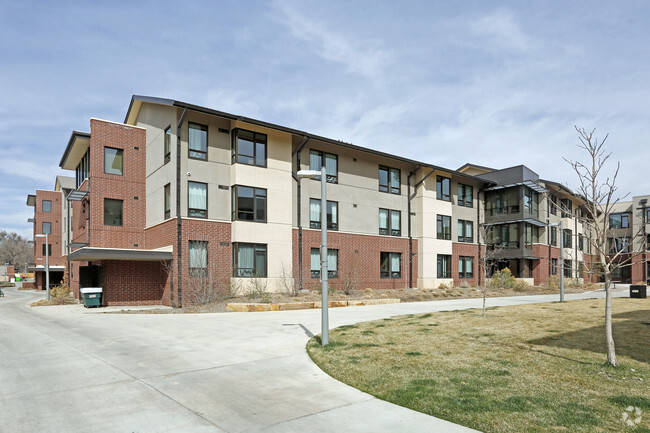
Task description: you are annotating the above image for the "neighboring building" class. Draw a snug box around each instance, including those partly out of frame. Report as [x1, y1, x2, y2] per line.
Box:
[25, 95, 647, 306]
[1, 265, 16, 283]
[606, 195, 650, 283]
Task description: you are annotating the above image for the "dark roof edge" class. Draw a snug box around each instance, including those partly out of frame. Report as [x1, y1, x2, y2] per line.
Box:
[59, 131, 91, 168]
[127, 95, 489, 184]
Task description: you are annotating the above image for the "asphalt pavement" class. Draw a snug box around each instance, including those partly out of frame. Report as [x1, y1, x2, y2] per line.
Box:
[0, 285, 630, 432]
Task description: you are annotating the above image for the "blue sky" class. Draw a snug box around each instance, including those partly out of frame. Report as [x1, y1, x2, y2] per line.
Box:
[2, 0, 649, 239]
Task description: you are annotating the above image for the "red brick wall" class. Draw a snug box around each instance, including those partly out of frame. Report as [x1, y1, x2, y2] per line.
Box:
[452, 242, 484, 286]
[293, 228, 417, 290]
[33, 190, 65, 268]
[101, 260, 169, 306]
[88, 119, 147, 249]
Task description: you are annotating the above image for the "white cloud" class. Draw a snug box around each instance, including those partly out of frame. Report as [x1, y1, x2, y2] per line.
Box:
[470, 8, 531, 52]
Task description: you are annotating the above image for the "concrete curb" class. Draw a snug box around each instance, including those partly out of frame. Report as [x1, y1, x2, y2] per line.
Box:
[226, 298, 401, 312]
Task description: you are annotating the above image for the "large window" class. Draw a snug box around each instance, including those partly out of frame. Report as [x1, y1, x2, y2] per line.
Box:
[523, 188, 539, 216]
[188, 241, 208, 277]
[485, 189, 519, 215]
[164, 126, 171, 164]
[380, 252, 401, 278]
[379, 166, 400, 194]
[609, 212, 629, 229]
[459, 256, 473, 279]
[437, 215, 451, 240]
[42, 200, 52, 213]
[233, 186, 266, 222]
[457, 184, 473, 207]
[458, 220, 473, 243]
[524, 224, 538, 248]
[437, 176, 450, 201]
[437, 254, 451, 278]
[232, 128, 266, 167]
[164, 183, 171, 219]
[188, 181, 207, 218]
[379, 209, 401, 236]
[578, 234, 584, 251]
[42, 222, 51, 234]
[563, 229, 572, 248]
[549, 195, 557, 215]
[75, 149, 89, 188]
[487, 223, 520, 249]
[309, 150, 338, 183]
[233, 243, 267, 277]
[311, 248, 339, 278]
[551, 258, 558, 275]
[612, 266, 631, 280]
[563, 259, 572, 278]
[188, 122, 208, 160]
[310, 199, 338, 230]
[104, 147, 123, 175]
[609, 237, 630, 253]
[104, 199, 123, 226]
[42, 244, 52, 256]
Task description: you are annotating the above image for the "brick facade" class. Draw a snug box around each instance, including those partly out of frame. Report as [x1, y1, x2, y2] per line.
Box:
[452, 242, 483, 286]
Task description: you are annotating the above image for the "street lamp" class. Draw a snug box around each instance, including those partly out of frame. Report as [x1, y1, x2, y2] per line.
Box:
[35, 233, 50, 301]
[297, 166, 329, 346]
[548, 219, 564, 302]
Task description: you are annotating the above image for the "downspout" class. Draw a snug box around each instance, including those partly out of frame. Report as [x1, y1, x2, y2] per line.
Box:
[175, 108, 187, 308]
[292, 136, 310, 291]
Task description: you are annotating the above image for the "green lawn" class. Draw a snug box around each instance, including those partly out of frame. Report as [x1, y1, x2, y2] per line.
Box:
[307, 298, 650, 433]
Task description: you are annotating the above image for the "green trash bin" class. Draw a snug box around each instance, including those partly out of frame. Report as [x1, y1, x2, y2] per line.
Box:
[80, 287, 103, 307]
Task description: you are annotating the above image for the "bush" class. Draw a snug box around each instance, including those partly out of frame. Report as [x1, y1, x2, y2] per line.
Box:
[437, 282, 451, 290]
[488, 268, 528, 290]
[50, 285, 72, 300]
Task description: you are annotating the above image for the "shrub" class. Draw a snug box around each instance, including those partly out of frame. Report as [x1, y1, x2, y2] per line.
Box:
[488, 268, 528, 290]
[437, 282, 451, 290]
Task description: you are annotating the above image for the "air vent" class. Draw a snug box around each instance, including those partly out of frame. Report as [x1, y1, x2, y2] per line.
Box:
[353, 204, 357, 208]
[220, 242, 230, 246]
[218, 128, 230, 134]
[134, 146, 140, 150]
[218, 185, 229, 190]
[134, 196, 139, 200]
[133, 243, 139, 247]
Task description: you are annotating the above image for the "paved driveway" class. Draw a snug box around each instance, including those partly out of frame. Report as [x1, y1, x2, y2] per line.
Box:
[0, 287, 626, 432]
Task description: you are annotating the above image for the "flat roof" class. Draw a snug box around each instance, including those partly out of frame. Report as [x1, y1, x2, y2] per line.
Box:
[67, 247, 173, 262]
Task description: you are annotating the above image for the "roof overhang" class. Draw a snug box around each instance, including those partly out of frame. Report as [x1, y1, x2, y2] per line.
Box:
[28, 265, 66, 272]
[26, 194, 36, 206]
[59, 131, 91, 170]
[67, 190, 88, 201]
[67, 247, 173, 262]
[485, 180, 546, 194]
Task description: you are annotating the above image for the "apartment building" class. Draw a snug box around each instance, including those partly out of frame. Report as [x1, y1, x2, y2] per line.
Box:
[26, 94, 645, 306]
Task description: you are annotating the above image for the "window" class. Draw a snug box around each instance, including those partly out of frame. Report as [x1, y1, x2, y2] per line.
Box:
[437, 215, 451, 240]
[563, 259, 572, 278]
[563, 229, 572, 248]
[550, 226, 557, 246]
[458, 220, 473, 243]
[75, 149, 89, 188]
[104, 199, 123, 226]
[612, 266, 631, 280]
[487, 223, 520, 249]
[188, 181, 207, 218]
[104, 147, 123, 175]
[379, 166, 400, 194]
[609, 212, 629, 229]
[524, 224, 538, 248]
[188, 122, 208, 160]
[647, 234, 650, 251]
[164, 126, 171, 164]
[42, 244, 52, 256]
[42, 200, 52, 213]
[309, 150, 338, 183]
[379, 209, 401, 236]
[164, 183, 171, 219]
[551, 258, 558, 275]
[42, 222, 51, 234]
[485, 189, 519, 215]
[380, 252, 401, 278]
[549, 195, 557, 215]
[233, 186, 266, 222]
[459, 256, 473, 278]
[188, 241, 208, 277]
[437, 176, 450, 201]
[437, 254, 451, 278]
[311, 248, 339, 278]
[609, 237, 630, 253]
[233, 243, 267, 277]
[524, 188, 538, 216]
[310, 199, 338, 230]
[457, 184, 473, 207]
[560, 198, 572, 218]
[232, 128, 266, 167]
[578, 234, 584, 251]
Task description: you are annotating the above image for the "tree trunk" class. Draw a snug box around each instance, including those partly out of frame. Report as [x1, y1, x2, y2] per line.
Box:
[482, 263, 487, 318]
[604, 276, 618, 366]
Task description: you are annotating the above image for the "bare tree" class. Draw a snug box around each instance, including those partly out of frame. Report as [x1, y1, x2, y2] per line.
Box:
[479, 223, 505, 318]
[0, 231, 33, 271]
[565, 126, 645, 366]
[340, 254, 362, 296]
[278, 261, 299, 296]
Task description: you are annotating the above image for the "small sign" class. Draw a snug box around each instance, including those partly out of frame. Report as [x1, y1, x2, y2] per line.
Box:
[89, 294, 96, 298]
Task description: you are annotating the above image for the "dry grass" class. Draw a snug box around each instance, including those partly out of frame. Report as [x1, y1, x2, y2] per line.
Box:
[307, 298, 650, 433]
[31, 297, 78, 306]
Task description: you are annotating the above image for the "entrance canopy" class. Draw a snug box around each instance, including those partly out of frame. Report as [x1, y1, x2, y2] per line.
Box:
[67, 247, 173, 261]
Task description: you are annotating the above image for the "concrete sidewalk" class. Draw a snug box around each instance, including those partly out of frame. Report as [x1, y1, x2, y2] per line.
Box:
[0, 286, 629, 432]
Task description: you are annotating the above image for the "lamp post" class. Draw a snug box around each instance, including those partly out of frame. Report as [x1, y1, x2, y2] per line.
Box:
[35, 233, 50, 301]
[297, 165, 329, 345]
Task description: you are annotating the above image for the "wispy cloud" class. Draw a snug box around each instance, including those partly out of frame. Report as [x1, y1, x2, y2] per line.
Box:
[470, 8, 531, 52]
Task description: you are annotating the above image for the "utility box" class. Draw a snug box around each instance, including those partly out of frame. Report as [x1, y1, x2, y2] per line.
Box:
[630, 285, 647, 299]
[80, 287, 103, 307]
